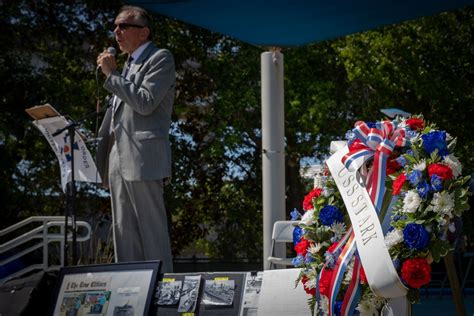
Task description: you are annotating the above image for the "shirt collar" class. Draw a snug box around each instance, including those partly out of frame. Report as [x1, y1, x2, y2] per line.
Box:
[129, 41, 151, 64]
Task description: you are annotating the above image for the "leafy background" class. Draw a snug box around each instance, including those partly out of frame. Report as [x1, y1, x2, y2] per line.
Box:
[1, 1, 473, 264]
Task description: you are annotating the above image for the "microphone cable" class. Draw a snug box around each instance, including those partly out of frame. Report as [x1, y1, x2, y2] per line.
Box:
[92, 47, 116, 193]
[94, 66, 102, 139]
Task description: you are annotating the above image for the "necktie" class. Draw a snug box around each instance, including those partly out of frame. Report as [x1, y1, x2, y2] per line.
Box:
[123, 56, 134, 78]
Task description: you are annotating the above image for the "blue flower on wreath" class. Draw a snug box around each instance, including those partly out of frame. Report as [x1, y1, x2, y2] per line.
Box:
[416, 181, 430, 199]
[407, 170, 422, 187]
[430, 174, 443, 192]
[290, 208, 301, 220]
[292, 255, 304, 267]
[293, 226, 303, 246]
[403, 223, 430, 250]
[345, 130, 356, 143]
[392, 258, 401, 270]
[396, 155, 407, 167]
[422, 130, 449, 157]
[304, 252, 315, 264]
[319, 205, 344, 226]
[406, 129, 418, 140]
[324, 248, 342, 269]
[438, 230, 447, 241]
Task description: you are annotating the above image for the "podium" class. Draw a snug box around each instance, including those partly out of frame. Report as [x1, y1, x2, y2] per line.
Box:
[26, 103, 102, 266]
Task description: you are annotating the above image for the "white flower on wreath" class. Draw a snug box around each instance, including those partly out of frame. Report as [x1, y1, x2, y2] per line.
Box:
[304, 276, 317, 291]
[448, 222, 456, 233]
[385, 229, 403, 249]
[322, 187, 334, 197]
[343, 258, 355, 284]
[330, 222, 346, 238]
[412, 159, 426, 172]
[402, 190, 421, 213]
[356, 293, 385, 316]
[308, 242, 323, 255]
[300, 209, 315, 225]
[444, 154, 462, 178]
[319, 296, 329, 316]
[431, 191, 455, 218]
[356, 301, 378, 316]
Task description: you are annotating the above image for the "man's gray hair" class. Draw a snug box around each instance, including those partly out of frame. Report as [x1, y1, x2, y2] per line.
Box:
[119, 5, 154, 40]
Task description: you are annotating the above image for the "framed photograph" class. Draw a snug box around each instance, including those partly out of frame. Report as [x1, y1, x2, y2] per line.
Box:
[49, 260, 161, 316]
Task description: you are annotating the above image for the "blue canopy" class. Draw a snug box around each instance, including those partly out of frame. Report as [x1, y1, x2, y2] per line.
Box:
[128, 0, 474, 46]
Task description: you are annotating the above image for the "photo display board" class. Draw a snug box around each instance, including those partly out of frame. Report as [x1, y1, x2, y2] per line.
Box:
[152, 271, 248, 316]
[50, 261, 161, 316]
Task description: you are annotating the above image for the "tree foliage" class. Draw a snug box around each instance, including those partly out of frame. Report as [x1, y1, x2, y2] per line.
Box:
[1, 1, 473, 263]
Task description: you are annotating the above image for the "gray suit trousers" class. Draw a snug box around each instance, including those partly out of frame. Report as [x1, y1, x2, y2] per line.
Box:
[108, 143, 173, 272]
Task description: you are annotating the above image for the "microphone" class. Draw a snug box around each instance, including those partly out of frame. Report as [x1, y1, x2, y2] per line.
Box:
[97, 47, 116, 69]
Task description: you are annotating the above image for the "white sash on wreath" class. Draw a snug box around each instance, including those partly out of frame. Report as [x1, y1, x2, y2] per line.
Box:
[327, 142, 410, 316]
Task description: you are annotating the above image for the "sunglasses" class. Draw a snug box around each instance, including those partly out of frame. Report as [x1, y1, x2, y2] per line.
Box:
[115, 23, 145, 31]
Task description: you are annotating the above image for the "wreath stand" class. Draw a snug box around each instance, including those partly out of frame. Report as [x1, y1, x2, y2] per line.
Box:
[444, 252, 466, 316]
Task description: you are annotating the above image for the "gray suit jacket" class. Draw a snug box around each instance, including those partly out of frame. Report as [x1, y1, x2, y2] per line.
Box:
[96, 44, 175, 185]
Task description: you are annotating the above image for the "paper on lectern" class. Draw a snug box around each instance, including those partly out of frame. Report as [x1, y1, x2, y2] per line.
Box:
[27, 104, 101, 192]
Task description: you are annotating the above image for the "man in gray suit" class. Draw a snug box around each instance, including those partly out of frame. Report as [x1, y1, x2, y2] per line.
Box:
[96, 5, 174, 272]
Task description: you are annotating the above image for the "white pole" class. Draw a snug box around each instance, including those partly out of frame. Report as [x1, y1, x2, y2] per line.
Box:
[261, 48, 285, 268]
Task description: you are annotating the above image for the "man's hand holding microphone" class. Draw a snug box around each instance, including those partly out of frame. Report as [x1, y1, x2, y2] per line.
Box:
[96, 47, 117, 77]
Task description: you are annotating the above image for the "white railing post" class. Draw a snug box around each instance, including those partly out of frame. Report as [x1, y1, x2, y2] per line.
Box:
[261, 48, 286, 269]
[42, 218, 48, 270]
[0, 216, 91, 283]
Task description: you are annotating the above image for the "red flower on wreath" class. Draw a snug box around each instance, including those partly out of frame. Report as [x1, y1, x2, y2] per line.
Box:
[401, 258, 432, 289]
[301, 276, 316, 296]
[319, 269, 334, 297]
[295, 237, 311, 256]
[406, 118, 425, 131]
[302, 188, 323, 211]
[386, 156, 402, 175]
[393, 173, 406, 195]
[428, 163, 454, 180]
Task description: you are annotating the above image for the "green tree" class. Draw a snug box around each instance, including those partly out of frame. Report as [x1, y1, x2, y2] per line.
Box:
[2, 1, 473, 265]
[0, 1, 121, 229]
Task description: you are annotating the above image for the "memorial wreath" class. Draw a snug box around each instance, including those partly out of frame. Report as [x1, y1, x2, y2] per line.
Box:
[293, 114, 471, 316]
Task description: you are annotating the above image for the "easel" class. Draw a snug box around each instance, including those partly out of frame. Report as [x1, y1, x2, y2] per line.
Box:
[445, 252, 466, 316]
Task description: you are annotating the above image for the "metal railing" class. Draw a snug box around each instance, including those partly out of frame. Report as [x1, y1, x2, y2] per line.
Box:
[0, 216, 91, 283]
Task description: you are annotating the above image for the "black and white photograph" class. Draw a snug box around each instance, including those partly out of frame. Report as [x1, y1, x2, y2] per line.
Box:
[155, 280, 182, 305]
[177, 275, 201, 313]
[112, 302, 135, 316]
[201, 279, 235, 306]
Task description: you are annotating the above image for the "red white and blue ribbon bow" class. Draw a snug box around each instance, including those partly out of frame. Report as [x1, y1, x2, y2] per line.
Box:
[342, 120, 408, 212]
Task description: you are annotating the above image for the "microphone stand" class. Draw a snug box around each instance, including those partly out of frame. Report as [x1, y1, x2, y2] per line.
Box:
[52, 107, 108, 266]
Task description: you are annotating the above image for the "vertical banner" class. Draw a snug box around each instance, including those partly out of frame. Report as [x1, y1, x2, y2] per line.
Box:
[32, 116, 101, 192]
